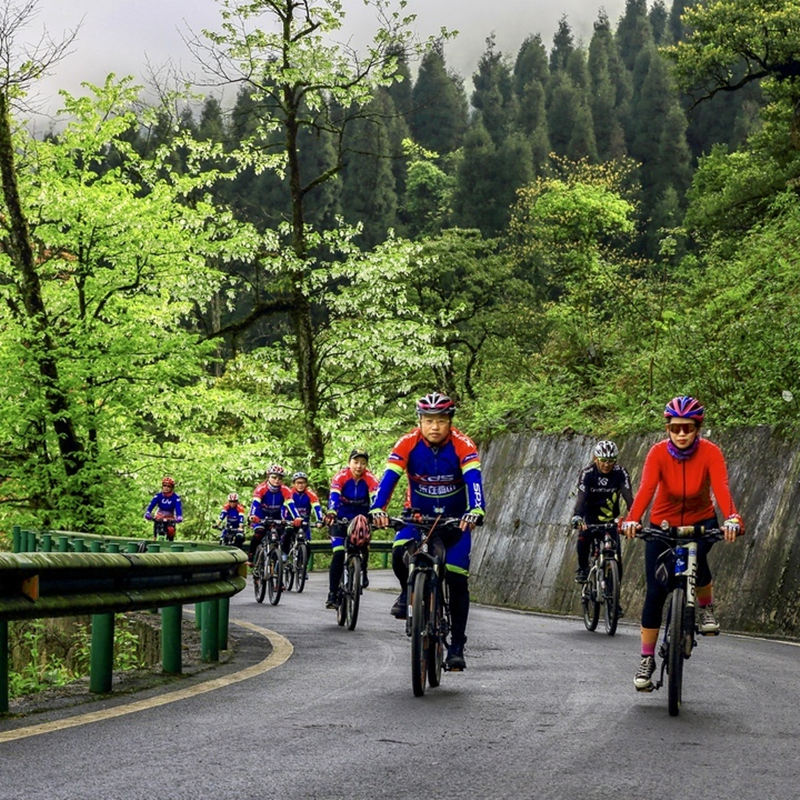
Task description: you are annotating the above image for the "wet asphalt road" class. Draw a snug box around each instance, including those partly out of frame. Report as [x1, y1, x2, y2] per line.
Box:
[1, 569, 798, 800]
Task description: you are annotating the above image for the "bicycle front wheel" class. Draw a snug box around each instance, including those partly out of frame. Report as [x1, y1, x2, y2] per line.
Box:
[667, 588, 685, 716]
[267, 548, 283, 606]
[253, 547, 267, 604]
[603, 559, 620, 636]
[345, 554, 362, 631]
[582, 568, 600, 631]
[427, 578, 444, 688]
[294, 544, 309, 593]
[411, 570, 431, 697]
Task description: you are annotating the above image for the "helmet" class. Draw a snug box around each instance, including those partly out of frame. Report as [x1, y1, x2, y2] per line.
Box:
[416, 392, 456, 417]
[161, 476, 175, 488]
[227, 492, 239, 503]
[267, 465, 286, 476]
[664, 396, 705, 424]
[292, 472, 308, 481]
[593, 440, 618, 460]
[347, 514, 372, 548]
[349, 448, 369, 462]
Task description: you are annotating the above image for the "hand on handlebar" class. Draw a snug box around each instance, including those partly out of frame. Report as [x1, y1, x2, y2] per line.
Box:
[369, 508, 389, 528]
[292, 517, 304, 528]
[323, 512, 337, 527]
[571, 515, 586, 531]
[460, 511, 482, 531]
[723, 514, 743, 542]
[621, 521, 640, 539]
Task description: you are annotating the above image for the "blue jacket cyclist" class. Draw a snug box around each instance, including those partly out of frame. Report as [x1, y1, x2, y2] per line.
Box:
[323, 449, 380, 608]
[370, 392, 485, 671]
[247, 465, 302, 565]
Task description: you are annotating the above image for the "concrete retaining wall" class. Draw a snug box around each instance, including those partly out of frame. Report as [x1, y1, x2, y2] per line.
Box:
[473, 426, 800, 638]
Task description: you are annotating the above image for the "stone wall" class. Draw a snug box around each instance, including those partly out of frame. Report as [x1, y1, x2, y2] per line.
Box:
[473, 426, 800, 638]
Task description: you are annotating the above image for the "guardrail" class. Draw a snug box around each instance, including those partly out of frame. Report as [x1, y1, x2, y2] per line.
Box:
[0, 526, 247, 714]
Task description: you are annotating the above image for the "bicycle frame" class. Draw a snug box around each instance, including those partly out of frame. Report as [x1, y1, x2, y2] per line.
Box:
[580, 522, 621, 635]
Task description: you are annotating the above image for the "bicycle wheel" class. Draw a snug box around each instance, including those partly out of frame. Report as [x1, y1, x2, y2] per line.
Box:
[667, 588, 685, 716]
[336, 565, 347, 627]
[267, 548, 283, 606]
[283, 554, 294, 591]
[427, 578, 444, 688]
[345, 554, 362, 631]
[581, 567, 600, 631]
[410, 570, 431, 697]
[253, 547, 267, 604]
[603, 559, 620, 636]
[294, 544, 309, 593]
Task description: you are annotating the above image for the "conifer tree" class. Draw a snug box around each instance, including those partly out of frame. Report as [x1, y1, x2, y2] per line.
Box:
[550, 16, 575, 73]
[472, 34, 518, 148]
[616, 0, 654, 72]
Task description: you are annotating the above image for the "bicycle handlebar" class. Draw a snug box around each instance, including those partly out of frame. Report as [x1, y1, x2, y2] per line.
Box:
[388, 515, 464, 531]
[636, 525, 724, 543]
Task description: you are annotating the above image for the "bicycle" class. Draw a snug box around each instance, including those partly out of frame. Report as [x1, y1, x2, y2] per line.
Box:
[252, 521, 290, 606]
[635, 524, 724, 716]
[579, 522, 623, 635]
[390, 514, 462, 697]
[152, 513, 178, 542]
[334, 516, 371, 631]
[216, 521, 245, 548]
[283, 526, 310, 593]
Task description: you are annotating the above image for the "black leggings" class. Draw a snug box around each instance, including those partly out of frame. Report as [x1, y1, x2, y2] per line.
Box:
[641, 517, 716, 629]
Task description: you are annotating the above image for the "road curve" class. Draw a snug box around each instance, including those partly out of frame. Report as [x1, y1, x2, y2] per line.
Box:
[0, 570, 798, 800]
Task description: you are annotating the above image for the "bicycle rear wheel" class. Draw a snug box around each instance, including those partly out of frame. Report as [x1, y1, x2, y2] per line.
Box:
[267, 548, 283, 606]
[253, 547, 267, 604]
[283, 554, 295, 591]
[582, 568, 600, 631]
[667, 588, 685, 716]
[336, 566, 347, 627]
[603, 559, 620, 636]
[411, 570, 431, 697]
[345, 554, 362, 631]
[294, 544, 309, 593]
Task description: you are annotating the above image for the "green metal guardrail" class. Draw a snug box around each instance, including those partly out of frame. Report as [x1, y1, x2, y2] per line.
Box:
[0, 526, 247, 714]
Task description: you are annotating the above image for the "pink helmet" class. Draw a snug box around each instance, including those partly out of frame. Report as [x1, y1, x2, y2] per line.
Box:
[416, 391, 456, 417]
[347, 515, 372, 548]
[267, 465, 285, 476]
[664, 396, 705, 424]
[227, 492, 239, 503]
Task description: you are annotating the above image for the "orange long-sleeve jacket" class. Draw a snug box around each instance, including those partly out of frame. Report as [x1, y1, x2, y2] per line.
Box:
[626, 438, 740, 528]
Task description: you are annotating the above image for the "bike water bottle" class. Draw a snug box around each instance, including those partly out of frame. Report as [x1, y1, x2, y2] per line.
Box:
[675, 545, 687, 575]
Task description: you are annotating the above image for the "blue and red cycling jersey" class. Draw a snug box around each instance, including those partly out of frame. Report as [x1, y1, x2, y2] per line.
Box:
[293, 488, 323, 525]
[219, 503, 246, 528]
[250, 482, 299, 524]
[372, 427, 485, 518]
[146, 492, 183, 520]
[327, 467, 379, 522]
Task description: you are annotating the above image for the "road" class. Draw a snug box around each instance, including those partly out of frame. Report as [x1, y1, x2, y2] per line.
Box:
[0, 569, 798, 800]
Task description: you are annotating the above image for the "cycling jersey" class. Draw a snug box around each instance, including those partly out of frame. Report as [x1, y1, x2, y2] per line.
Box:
[250, 482, 299, 523]
[219, 503, 245, 527]
[572, 463, 633, 524]
[626, 438, 739, 527]
[146, 492, 183, 520]
[328, 468, 379, 522]
[372, 427, 484, 518]
[293, 488, 323, 524]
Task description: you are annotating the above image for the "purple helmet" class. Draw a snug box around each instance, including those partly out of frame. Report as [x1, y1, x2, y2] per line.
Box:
[664, 396, 705, 424]
[416, 392, 456, 417]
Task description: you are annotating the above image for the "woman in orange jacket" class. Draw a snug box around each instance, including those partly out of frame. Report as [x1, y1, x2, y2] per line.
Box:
[622, 396, 744, 692]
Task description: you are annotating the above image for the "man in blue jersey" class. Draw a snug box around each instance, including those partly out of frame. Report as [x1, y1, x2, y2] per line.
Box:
[370, 392, 485, 670]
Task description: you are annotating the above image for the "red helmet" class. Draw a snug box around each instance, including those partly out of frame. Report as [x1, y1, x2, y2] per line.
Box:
[416, 392, 456, 417]
[227, 492, 239, 503]
[664, 396, 705, 424]
[162, 476, 175, 488]
[267, 465, 285, 476]
[347, 515, 372, 548]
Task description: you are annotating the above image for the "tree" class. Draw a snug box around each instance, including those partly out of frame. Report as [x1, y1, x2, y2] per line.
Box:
[616, 0, 653, 72]
[550, 16, 575, 74]
[471, 34, 517, 148]
[186, 0, 440, 472]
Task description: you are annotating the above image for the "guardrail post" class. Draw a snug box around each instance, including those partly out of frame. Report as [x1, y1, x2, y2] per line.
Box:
[57, 536, 69, 552]
[26, 530, 37, 552]
[107, 543, 120, 553]
[41, 533, 52, 552]
[161, 605, 182, 674]
[11, 525, 20, 553]
[89, 613, 115, 694]
[200, 600, 219, 663]
[218, 597, 230, 650]
[91, 541, 102, 553]
[0, 620, 8, 713]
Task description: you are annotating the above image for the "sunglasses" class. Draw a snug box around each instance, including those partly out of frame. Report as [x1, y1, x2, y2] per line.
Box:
[667, 423, 697, 435]
[597, 458, 616, 464]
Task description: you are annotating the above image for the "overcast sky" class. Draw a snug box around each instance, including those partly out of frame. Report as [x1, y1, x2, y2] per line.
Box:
[20, 0, 628, 121]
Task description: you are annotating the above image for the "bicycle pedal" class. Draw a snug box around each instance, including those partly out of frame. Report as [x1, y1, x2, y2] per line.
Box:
[699, 629, 719, 636]
[635, 684, 654, 693]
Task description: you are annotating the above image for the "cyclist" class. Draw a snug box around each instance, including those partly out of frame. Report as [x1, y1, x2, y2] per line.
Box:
[218, 492, 246, 546]
[291, 472, 323, 540]
[571, 440, 633, 584]
[144, 476, 183, 539]
[323, 449, 380, 608]
[370, 392, 485, 671]
[622, 396, 744, 692]
[247, 465, 302, 566]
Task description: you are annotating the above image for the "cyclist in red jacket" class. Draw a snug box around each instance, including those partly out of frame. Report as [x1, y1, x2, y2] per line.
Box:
[622, 396, 744, 692]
